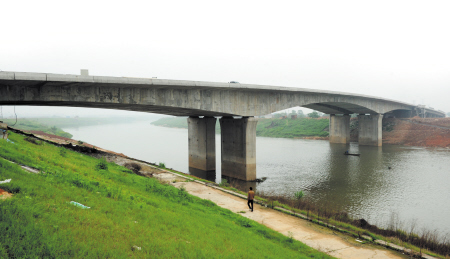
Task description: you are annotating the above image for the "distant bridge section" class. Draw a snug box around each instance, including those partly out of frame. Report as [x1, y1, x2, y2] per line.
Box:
[0, 71, 445, 181]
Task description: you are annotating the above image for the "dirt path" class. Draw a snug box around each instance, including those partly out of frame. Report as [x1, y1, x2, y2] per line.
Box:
[172, 181, 405, 259]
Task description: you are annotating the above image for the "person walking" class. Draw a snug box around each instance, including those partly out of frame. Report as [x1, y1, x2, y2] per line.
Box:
[247, 187, 255, 212]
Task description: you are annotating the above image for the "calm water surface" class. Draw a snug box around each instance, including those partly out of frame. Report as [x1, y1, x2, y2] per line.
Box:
[64, 121, 450, 236]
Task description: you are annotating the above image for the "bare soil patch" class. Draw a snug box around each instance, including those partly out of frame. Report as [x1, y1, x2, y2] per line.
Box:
[0, 188, 13, 200]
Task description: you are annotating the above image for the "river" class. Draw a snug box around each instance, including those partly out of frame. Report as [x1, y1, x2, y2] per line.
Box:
[63, 120, 450, 237]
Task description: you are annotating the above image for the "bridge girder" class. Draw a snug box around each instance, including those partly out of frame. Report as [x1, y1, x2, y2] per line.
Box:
[0, 71, 443, 118]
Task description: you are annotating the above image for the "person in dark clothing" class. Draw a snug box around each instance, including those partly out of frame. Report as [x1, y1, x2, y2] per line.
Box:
[247, 187, 255, 212]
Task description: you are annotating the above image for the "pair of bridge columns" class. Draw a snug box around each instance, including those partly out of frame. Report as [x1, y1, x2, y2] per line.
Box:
[187, 116, 258, 181]
[329, 114, 383, 146]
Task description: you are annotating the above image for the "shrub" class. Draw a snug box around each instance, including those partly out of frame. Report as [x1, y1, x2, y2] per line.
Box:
[294, 191, 304, 200]
[59, 147, 67, 157]
[158, 162, 166, 168]
[96, 158, 108, 170]
[219, 179, 229, 187]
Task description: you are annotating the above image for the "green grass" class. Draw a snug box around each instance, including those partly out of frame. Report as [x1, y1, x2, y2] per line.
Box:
[151, 117, 330, 138]
[256, 118, 329, 138]
[2, 118, 73, 138]
[0, 132, 333, 258]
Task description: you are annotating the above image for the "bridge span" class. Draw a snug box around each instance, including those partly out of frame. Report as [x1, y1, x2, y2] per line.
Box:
[0, 71, 445, 180]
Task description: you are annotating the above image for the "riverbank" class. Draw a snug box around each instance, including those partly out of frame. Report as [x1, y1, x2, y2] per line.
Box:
[0, 131, 332, 258]
[2, 129, 448, 258]
[0, 117, 150, 140]
[381, 118, 450, 148]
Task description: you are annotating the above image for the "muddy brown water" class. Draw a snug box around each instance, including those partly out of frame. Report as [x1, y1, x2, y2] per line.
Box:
[64, 121, 450, 238]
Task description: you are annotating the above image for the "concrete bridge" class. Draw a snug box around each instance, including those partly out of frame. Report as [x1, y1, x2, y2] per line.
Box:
[0, 71, 445, 180]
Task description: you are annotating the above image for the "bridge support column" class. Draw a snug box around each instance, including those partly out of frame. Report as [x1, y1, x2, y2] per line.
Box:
[358, 114, 383, 146]
[329, 114, 350, 144]
[219, 117, 258, 181]
[188, 116, 216, 172]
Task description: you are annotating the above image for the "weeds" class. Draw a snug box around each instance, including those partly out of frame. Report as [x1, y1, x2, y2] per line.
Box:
[24, 136, 42, 145]
[254, 190, 450, 256]
[59, 147, 67, 157]
[96, 158, 108, 170]
[288, 231, 294, 243]
[219, 178, 229, 187]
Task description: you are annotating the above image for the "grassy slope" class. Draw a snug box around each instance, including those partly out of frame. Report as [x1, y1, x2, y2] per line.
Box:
[1, 117, 147, 139]
[151, 117, 330, 138]
[2, 118, 73, 138]
[0, 132, 332, 258]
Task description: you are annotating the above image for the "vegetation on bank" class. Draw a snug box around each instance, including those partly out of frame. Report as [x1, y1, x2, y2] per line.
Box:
[151, 117, 330, 138]
[181, 175, 449, 258]
[0, 132, 332, 258]
[256, 118, 329, 138]
[250, 192, 450, 258]
[1, 117, 148, 140]
[1, 118, 73, 138]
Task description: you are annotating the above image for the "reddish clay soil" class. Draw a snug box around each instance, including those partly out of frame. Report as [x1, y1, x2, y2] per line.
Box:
[410, 117, 450, 128]
[0, 188, 12, 200]
[383, 118, 450, 148]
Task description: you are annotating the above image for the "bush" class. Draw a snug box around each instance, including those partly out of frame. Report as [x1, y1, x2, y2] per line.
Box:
[294, 191, 304, 200]
[59, 147, 67, 157]
[158, 162, 166, 169]
[96, 158, 108, 170]
[219, 179, 229, 187]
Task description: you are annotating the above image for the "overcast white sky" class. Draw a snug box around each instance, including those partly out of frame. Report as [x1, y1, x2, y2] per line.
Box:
[1, 0, 449, 118]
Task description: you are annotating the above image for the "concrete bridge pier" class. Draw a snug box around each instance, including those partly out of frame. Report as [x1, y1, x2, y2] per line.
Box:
[329, 114, 350, 144]
[219, 117, 258, 181]
[358, 114, 383, 146]
[187, 116, 216, 172]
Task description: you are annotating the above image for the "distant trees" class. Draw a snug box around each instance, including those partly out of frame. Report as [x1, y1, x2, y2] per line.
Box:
[296, 110, 306, 118]
[271, 110, 326, 118]
[273, 113, 285, 119]
[307, 111, 320, 118]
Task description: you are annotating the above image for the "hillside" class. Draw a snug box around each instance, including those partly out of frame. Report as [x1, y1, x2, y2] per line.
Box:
[383, 118, 450, 147]
[0, 132, 331, 258]
[349, 117, 450, 148]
